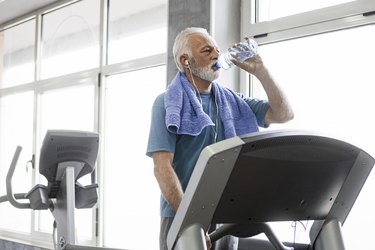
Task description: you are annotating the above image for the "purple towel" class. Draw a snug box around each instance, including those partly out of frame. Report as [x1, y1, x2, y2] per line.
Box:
[165, 72, 259, 138]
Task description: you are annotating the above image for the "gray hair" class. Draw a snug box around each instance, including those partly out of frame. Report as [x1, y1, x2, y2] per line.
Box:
[173, 27, 213, 72]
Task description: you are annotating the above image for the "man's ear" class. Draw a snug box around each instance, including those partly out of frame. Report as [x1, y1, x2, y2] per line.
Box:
[180, 55, 189, 68]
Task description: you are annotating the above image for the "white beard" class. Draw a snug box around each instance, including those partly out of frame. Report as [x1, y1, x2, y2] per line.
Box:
[190, 60, 220, 82]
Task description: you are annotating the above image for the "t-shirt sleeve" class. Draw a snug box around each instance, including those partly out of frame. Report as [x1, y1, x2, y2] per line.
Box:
[237, 93, 270, 128]
[146, 93, 177, 157]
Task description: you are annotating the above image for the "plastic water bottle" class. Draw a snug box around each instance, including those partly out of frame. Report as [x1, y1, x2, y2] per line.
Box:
[215, 38, 258, 70]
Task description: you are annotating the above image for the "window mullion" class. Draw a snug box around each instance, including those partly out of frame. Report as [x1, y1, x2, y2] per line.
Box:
[31, 12, 42, 238]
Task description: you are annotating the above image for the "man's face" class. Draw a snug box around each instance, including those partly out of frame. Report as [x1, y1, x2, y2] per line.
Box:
[187, 33, 220, 82]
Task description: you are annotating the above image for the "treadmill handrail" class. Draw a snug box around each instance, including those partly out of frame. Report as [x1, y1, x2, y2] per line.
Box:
[6, 146, 31, 209]
[209, 223, 293, 250]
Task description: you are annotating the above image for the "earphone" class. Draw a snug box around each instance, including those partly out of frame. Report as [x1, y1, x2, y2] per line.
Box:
[184, 59, 189, 66]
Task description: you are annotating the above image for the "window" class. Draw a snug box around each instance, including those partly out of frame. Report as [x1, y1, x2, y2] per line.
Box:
[41, 0, 100, 79]
[251, 25, 375, 246]
[107, 0, 167, 64]
[0, 91, 34, 232]
[0, 0, 168, 248]
[0, 20, 35, 88]
[38, 83, 95, 133]
[102, 66, 166, 249]
[253, 25, 375, 154]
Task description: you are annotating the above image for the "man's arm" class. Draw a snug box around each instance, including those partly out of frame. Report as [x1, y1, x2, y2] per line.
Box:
[233, 55, 294, 125]
[152, 151, 183, 212]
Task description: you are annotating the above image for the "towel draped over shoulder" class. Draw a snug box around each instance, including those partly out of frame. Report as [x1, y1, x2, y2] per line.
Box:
[165, 72, 259, 139]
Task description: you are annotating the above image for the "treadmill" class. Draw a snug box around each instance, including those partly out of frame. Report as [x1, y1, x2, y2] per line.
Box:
[167, 130, 375, 250]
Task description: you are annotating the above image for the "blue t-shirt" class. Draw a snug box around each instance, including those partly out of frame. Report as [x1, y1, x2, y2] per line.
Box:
[146, 91, 269, 217]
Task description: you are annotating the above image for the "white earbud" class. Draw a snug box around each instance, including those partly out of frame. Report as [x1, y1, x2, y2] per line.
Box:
[184, 60, 189, 66]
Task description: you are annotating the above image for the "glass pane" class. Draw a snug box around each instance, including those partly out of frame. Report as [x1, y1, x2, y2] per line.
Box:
[108, 0, 167, 64]
[103, 66, 166, 249]
[0, 20, 35, 88]
[0, 92, 34, 232]
[36, 83, 95, 241]
[251, 24, 375, 248]
[41, 0, 100, 79]
[258, 0, 354, 21]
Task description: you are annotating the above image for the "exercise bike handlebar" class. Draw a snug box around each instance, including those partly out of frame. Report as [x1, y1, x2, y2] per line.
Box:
[6, 146, 31, 209]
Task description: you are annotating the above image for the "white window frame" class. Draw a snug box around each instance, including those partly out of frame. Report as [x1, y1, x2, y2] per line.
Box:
[240, 0, 375, 94]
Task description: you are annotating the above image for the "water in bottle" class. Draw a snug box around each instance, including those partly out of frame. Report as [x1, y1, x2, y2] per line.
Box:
[215, 38, 258, 70]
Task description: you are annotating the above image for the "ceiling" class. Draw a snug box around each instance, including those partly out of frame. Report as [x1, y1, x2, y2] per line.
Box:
[0, 0, 61, 26]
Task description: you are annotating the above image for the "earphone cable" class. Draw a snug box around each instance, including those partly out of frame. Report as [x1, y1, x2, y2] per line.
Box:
[187, 63, 218, 142]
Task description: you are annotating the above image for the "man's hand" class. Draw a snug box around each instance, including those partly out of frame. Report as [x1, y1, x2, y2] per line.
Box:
[232, 54, 266, 77]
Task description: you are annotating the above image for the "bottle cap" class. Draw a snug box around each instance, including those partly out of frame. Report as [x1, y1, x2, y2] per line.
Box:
[213, 60, 222, 69]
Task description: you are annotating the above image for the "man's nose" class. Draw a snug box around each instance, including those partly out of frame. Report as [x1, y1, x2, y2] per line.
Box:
[213, 49, 220, 59]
